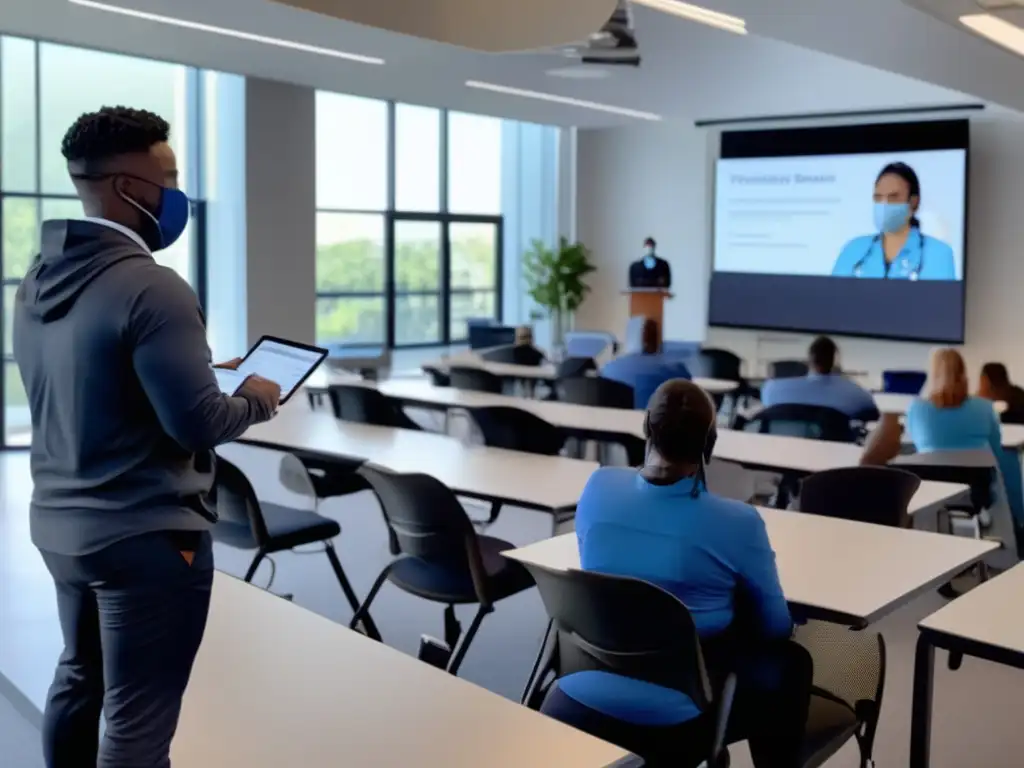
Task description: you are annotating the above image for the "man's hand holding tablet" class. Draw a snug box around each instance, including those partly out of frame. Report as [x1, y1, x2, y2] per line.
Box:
[215, 336, 328, 407]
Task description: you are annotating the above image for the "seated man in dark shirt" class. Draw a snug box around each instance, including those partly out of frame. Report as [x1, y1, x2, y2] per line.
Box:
[979, 362, 1024, 424]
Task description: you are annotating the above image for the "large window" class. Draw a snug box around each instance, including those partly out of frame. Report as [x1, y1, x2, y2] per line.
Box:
[315, 95, 509, 349]
[0, 36, 210, 447]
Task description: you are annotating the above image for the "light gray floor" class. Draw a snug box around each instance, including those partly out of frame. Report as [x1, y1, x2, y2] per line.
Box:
[3, 429, 1024, 766]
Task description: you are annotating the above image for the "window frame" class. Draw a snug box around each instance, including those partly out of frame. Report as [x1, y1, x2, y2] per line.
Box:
[0, 35, 208, 449]
[315, 100, 504, 350]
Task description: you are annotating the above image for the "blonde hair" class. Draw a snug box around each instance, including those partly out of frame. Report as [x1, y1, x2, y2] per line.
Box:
[928, 348, 969, 409]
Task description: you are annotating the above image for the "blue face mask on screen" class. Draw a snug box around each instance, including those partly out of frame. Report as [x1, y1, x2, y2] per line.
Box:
[873, 202, 911, 234]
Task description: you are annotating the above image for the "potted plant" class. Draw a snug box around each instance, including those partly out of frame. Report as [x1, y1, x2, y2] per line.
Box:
[523, 237, 597, 351]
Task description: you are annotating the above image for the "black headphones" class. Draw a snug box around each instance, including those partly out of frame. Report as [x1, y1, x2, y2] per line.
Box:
[642, 411, 717, 497]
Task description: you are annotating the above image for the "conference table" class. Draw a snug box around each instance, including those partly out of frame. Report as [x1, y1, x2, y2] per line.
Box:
[240, 401, 972, 539]
[504, 512, 998, 629]
[238, 404, 599, 532]
[910, 563, 1024, 768]
[170, 573, 638, 768]
[419, 353, 740, 395]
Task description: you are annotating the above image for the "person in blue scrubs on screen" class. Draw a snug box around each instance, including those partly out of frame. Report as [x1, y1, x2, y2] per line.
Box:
[832, 162, 956, 281]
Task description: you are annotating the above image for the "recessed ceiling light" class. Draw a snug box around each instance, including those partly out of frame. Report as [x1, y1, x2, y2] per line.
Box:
[961, 13, 1024, 57]
[465, 80, 661, 121]
[67, 0, 385, 64]
[632, 0, 746, 35]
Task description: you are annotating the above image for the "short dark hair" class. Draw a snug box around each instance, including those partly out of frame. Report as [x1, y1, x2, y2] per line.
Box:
[982, 362, 1010, 388]
[61, 106, 170, 167]
[644, 237, 656, 248]
[809, 336, 837, 374]
[876, 162, 921, 229]
[645, 379, 714, 464]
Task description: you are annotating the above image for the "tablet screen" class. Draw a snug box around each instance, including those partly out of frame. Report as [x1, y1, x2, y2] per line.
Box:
[214, 368, 248, 396]
[235, 337, 328, 403]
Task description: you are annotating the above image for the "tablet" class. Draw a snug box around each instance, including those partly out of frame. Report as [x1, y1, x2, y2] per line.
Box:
[233, 336, 329, 404]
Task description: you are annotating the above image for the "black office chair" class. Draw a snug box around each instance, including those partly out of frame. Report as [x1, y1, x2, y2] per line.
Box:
[481, 344, 546, 367]
[559, 376, 635, 410]
[768, 360, 809, 379]
[327, 384, 421, 431]
[892, 453, 995, 515]
[791, 620, 887, 768]
[799, 466, 921, 528]
[449, 366, 504, 394]
[350, 465, 535, 675]
[519, 564, 736, 768]
[689, 348, 743, 381]
[423, 365, 451, 387]
[212, 456, 378, 639]
[737, 404, 857, 443]
[467, 406, 566, 456]
[555, 356, 597, 380]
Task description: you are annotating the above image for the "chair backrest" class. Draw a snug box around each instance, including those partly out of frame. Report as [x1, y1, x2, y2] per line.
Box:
[742, 403, 856, 443]
[560, 376, 635, 410]
[768, 360, 809, 379]
[357, 465, 492, 602]
[564, 331, 618, 359]
[213, 456, 269, 547]
[327, 385, 416, 430]
[690, 348, 743, 381]
[469, 406, 566, 456]
[481, 344, 545, 367]
[892, 451, 996, 511]
[422, 365, 451, 387]
[449, 366, 504, 394]
[882, 370, 927, 395]
[555, 356, 597, 380]
[799, 466, 921, 527]
[522, 563, 712, 711]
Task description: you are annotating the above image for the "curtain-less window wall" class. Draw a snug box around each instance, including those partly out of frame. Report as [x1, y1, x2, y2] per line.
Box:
[315, 93, 560, 349]
[0, 35, 217, 448]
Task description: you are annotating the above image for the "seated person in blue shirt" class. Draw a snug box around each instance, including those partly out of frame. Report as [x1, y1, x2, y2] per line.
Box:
[761, 336, 879, 421]
[907, 349, 1021, 528]
[541, 380, 812, 767]
[600, 319, 692, 409]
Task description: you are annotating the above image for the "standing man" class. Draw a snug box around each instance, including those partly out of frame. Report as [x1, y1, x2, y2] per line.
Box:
[13, 106, 281, 767]
[628, 236, 671, 288]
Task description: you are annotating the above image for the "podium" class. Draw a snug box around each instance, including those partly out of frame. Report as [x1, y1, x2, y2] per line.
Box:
[622, 288, 673, 344]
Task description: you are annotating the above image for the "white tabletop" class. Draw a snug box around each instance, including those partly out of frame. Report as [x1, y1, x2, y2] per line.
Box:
[918, 563, 1024, 651]
[422, 352, 739, 395]
[239, 404, 598, 511]
[504, 510, 997, 627]
[171, 574, 634, 768]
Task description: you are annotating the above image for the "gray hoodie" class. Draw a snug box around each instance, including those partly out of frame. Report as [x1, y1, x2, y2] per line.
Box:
[14, 219, 273, 555]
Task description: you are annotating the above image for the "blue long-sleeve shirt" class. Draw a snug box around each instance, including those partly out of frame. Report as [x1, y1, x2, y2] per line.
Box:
[761, 373, 880, 420]
[600, 353, 692, 409]
[556, 467, 792, 725]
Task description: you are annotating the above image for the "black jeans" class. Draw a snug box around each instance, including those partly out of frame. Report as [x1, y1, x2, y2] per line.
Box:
[39, 530, 214, 768]
[542, 639, 814, 768]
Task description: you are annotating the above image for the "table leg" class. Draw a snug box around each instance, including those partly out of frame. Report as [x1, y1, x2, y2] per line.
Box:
[910, 633, 936, 768]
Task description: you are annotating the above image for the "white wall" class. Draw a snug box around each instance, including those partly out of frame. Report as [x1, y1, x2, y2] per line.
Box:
[575, 106, 1024, 383]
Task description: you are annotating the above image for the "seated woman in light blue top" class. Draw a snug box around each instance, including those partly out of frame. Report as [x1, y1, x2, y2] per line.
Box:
[600, 318, 691, 409]
[904, 349, 1021, 530]
[832, 162, 955, 281]
[542, 380, 811, 768]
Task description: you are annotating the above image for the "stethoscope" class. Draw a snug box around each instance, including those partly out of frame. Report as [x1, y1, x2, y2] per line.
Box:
[852, 229, 925, 280]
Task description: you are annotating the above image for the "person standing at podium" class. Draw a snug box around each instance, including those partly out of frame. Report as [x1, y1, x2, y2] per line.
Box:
[601, 319, 691, 409]
[628, 236, 671, 289]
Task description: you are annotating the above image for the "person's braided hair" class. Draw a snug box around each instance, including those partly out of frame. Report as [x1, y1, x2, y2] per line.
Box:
[644, 379, 715, 464]
[61, 106, 169, 166]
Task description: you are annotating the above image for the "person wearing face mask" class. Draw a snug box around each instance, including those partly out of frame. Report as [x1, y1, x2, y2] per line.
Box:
[831, 162, 955, 280]
[628, 236, 672, 288]
[13, 107, 281, 768]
